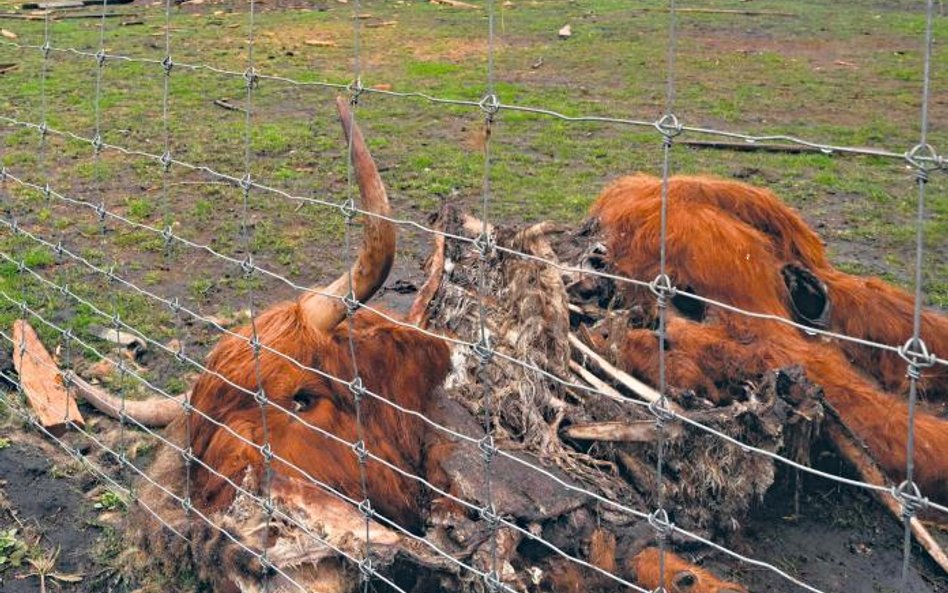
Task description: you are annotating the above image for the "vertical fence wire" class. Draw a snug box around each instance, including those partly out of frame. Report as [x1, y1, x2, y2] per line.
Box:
[343, 0, 376, 588]
[475, 0, 501, 589]
[237, 0, 274, 585]
[899, 0, 938, 589]
[649, 1, 681, 590]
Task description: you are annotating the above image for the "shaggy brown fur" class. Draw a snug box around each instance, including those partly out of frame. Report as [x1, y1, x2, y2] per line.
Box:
[593, 174, 948, 503]
[187, 303, 453, 531]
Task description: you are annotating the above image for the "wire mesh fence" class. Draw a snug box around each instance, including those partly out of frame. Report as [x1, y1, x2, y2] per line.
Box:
[0, 1, 945, 592]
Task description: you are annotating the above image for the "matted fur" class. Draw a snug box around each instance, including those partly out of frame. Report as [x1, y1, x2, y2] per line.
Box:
[593, 174, 948, 502]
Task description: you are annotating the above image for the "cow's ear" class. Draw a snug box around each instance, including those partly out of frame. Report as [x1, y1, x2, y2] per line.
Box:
[781, 263, 831, 329]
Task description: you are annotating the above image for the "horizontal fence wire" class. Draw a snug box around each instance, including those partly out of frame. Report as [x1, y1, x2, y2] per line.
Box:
[0, 263, 851, 593]
[4, 206, 945, 523]
[0, 36, 946, 166]
[0, 3, 944, 593]
[0, 116, 944, 373]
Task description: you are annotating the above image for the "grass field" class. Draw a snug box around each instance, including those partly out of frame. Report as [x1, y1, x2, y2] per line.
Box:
[0, 1, 946, 591]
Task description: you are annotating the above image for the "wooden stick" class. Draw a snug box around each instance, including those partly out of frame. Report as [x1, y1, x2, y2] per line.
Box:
[825, 419, 948, 573]
[12, 320, 84, 435]
[631, 8, 796, 17]
[213, 98, 246, 113]
[568, 333, 674, 410]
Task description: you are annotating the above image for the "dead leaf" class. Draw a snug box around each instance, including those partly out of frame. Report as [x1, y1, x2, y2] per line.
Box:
[1, 29, 18, 40]
[558, 24, 571, 39]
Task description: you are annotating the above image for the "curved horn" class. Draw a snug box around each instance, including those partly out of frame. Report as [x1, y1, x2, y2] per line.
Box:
[298, 96, 396, 331]
[71, 373, 188, 428]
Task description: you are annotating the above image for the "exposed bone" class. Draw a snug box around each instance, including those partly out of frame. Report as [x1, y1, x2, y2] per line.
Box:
[561, 420, 683, 442]
[568, 333, 674, 409]
[407, 232, 445, 327]
[825, 419, 948, 574]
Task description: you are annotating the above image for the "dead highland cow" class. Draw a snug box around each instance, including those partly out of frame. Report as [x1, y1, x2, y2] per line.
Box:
[76, 101, 948, 593]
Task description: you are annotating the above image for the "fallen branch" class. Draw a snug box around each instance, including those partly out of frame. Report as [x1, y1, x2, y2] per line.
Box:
[12, 320, 84, 435]
[825, 419, 948, 574]
[70, 374, 190, 428]
[213, 98, 246, 113]
[0, 63, 18, 74]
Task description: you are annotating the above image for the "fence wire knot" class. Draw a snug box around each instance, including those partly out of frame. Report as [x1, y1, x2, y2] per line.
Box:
[358, 555, 375, 581]
[181, 399, 194, 415]
[96, 201, 107, 223]
[243, 67, 259, 90]
[253, 387, 268, 407]
[898, 337, 936, 380]
[474, 230, 495, 260]
[474, 335, 494, 364]
[653, 113, 682, 139]
[94, 49, 107, 67]
[40, 41, 50, 58]
[161, 55, 174, 76]
[893, 480, 928, 520]
[349, 376, 365, 403]
[352, 439, 369, 464]
[483, 570, 503, 593]
[159, 150, 172, 172]
[904, 143, 940, 177]
[162, 225, 174, 250]
[259, 442, 274, 463]
[240, 254, 255, 277]
[478, 433, 497, 464]
[479, 503, 499, 529]
[347, 78, 364, 105]
[343, 289, 361, 315]
[647, 508, 674, 540]
[649, 273, 677, 308]
[38, 121, 48, 138]
[61, 368, 74, 388]
[180, 496, 193, 512]
[340, 197, 357, 221]
[168, 296, 181, 315]
[648, 398, 675, 427]
[180, 446, 193, 464]
[358, 497, 374, 519]
[91, 133, 103, 153]
[478, 93, 501, 118]
[248, 334, 262, 356]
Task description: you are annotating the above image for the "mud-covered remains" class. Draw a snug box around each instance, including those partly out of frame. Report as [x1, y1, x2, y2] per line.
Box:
[424, 203, 826, 538]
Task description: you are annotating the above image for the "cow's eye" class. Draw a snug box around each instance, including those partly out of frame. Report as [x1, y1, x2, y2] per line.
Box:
[671, 286, 706, 322]
[672, 570, 698, 591]
[781, 264, 831, 329]
[292, 390, 317, 412]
